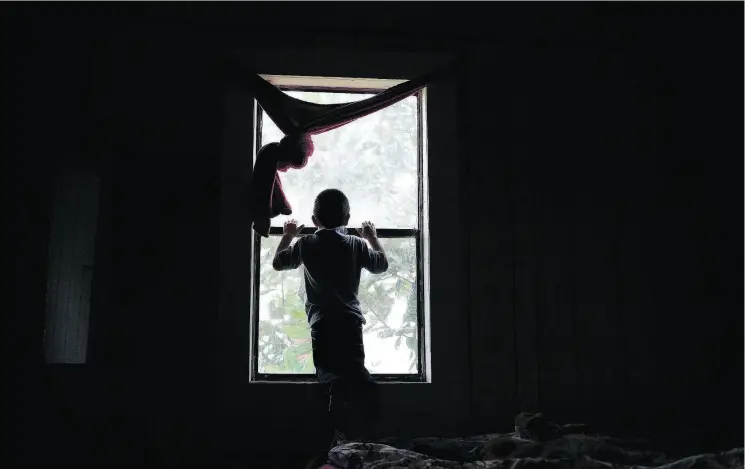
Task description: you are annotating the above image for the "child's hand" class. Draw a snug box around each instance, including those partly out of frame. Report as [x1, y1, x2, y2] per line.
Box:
[356, 221, 377, 240]
[282, 219, 305, 237]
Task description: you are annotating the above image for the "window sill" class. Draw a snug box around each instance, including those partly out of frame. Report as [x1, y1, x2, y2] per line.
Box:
[249, 380, 431, 385]
[251, 374, 428, 384]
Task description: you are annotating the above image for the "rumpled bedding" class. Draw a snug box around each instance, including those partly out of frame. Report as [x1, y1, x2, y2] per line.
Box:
[323, 413, 743, 469]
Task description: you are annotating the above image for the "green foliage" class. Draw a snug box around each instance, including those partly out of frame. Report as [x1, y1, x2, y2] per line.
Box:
[257, 237, 419, 374]
[256, 91, 421, 375]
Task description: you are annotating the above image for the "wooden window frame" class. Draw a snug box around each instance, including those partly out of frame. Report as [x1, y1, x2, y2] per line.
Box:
[250, 79, 427, 383]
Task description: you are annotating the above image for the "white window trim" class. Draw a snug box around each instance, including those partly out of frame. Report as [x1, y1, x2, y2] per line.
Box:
[260, 74, 406, 91]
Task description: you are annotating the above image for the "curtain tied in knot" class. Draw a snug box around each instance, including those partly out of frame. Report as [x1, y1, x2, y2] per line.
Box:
[226, 60, 455, 236]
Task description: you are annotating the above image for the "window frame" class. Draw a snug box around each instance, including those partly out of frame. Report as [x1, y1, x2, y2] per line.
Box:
[250, 81, 427, 383]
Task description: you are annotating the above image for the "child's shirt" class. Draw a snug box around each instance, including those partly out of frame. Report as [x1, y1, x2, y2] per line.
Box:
[273, 227, 388, 327]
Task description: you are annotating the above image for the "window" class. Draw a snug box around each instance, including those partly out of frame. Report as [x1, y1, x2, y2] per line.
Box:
[44, 171, 100, 364]
[251, 75, 427, 381]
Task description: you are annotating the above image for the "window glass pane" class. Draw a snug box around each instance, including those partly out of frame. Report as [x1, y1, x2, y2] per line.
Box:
[256, 235, 419, 375]
[259, 91, 418, 229]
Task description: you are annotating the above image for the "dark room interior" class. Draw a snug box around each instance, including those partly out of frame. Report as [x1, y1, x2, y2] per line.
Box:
[8, 2, 744, 468]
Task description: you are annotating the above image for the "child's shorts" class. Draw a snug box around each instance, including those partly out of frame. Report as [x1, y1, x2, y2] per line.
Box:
[310, 315, 372, 386]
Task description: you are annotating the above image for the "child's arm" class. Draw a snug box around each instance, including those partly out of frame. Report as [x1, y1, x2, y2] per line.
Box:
[272, 219, 305, 271]
[356, 221, 388, 274]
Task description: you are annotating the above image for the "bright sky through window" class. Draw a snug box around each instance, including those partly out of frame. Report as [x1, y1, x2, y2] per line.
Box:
[253, 88, 424, 377]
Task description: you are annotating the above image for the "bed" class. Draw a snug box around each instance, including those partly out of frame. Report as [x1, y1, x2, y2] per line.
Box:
[313, 413, 743, 469]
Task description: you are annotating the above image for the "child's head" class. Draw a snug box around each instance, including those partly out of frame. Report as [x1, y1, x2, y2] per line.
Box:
[312, 189, 350, 229]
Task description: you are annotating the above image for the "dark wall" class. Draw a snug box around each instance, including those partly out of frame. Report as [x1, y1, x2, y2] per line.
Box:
[468, 37, 743, 435]
[9, 2, 742, 464]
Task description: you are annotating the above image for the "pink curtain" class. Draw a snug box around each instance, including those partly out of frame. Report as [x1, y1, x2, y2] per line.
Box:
[227, 62, 447, 236]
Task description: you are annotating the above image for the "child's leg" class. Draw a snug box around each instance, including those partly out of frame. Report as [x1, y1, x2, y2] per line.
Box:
[311, 325, 350, 443]
[342, 380, 381, 440]
[311, 317, 377, 440]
